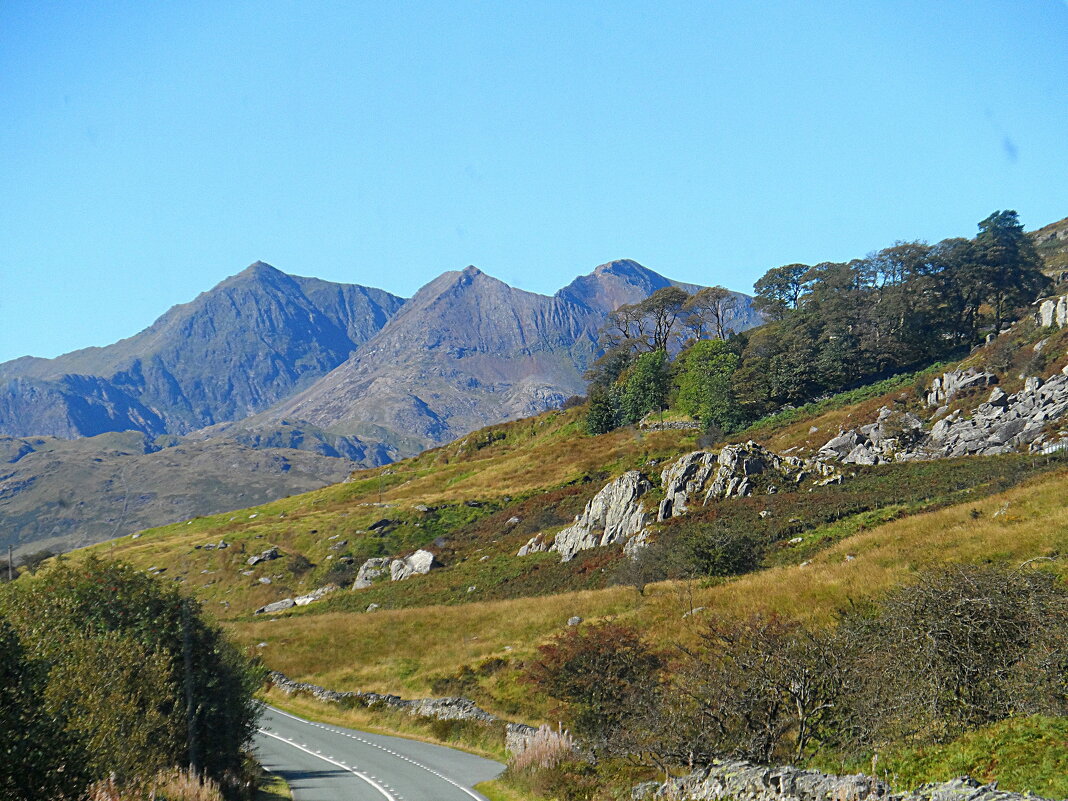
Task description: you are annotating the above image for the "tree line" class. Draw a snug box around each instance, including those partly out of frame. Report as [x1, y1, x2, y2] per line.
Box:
[585, 211, 1050, 435]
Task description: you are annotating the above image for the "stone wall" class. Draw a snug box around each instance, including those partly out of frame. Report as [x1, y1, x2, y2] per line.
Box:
[267, 670, 538, 752]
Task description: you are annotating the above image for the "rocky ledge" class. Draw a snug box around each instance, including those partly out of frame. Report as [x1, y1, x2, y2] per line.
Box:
[518, 443, 842, 563]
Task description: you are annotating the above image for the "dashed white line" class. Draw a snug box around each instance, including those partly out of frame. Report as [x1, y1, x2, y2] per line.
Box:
[258, 728, 396, 801]
[265, 705, 489, 801]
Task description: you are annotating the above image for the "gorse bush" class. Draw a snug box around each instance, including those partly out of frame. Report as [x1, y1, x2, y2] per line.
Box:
[0, 556, 263, 800]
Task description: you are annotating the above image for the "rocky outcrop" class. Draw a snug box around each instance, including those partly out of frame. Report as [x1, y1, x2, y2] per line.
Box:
[1037, 293, 1068, 328]
[390, 549, 436, 580]
[659, 443, 839, 520]
[823, 366, 1068, 465]
[635, 759, 1052, 801]
[925, 368, 997, 408]
[818, 407, 925, 465]
[658, 451, 719, 520]
[548, 471, 651, 562]
[254, 598, 296, 615]
[352, 557, 391, 589]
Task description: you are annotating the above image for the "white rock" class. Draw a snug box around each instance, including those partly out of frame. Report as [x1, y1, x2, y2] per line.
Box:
[390, 549, 436, 581]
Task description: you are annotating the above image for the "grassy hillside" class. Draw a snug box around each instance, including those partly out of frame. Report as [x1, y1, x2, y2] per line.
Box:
[58, 313, 1068, 797]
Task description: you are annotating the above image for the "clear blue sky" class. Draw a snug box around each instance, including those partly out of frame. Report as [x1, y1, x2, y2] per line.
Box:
[2, 1, 1066, 362]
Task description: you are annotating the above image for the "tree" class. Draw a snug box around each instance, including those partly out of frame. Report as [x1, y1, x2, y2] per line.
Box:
[585, 387, 619, 435]
[620, 349, 669, 425]
[683, 286, 738, 341]
[601, 287, 691, 354]
[674, 339, 741, 432]
[0, 617, 74, 800]
[0, 557, 263, 791]
[752, 263, 810, 321]
[974, 210, 1049, 332]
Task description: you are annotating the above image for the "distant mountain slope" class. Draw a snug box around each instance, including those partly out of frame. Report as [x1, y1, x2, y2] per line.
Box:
[0, 430, 358, 555]
[253, 260, 760, 456]
[0, 262, 404, 438]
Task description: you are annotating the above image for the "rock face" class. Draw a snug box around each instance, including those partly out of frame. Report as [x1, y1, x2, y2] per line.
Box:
[352, 557, 392, 589]
[636, 759, 1052, 801]
[390, 549, 436, 581]
[548, 471, 651, 562]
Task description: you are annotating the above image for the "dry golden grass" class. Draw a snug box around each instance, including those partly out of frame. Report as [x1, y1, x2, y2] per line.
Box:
[234, 586, 640, 703]
[231, 467, 1068, 723]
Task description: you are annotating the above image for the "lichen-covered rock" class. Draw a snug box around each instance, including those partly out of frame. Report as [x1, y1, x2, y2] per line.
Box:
[390, 549, 436, 580]
[247, 546, 281, 566]
[517, 533, 549, 556]
[1037, 293, 1068, 328]
[352, 557, 391, 589]
[550, 471, 651, 562]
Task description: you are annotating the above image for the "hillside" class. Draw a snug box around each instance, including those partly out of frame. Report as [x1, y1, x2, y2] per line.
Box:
[61, 289, 1068, 796]
[0, 429, 359, 555]
[1033, 215, 1068, 274]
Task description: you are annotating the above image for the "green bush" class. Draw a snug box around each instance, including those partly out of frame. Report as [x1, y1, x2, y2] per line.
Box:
[0, 557, 264, 796]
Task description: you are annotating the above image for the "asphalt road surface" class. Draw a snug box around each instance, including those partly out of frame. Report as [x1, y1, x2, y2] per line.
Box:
[255, 705, 505, 801]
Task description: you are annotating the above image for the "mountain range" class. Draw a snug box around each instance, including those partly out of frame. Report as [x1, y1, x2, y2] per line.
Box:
[0, 259, 760, 554]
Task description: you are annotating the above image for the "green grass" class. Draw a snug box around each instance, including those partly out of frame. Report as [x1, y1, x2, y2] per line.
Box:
[817, 716, 1068, 798]
[254, 771, 292, 801]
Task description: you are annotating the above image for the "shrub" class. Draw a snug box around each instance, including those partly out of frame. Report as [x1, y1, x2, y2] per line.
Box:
[525, 622, 663, 753]
[509, 724, 578, 772]
[836, 562, 1068, 749]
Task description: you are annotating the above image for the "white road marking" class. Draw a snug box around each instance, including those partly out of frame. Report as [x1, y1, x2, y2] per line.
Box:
[258, 728, 396, 801]
[265, 705, 489, 801]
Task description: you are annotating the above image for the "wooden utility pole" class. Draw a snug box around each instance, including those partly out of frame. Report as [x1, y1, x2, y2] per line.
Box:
[7, 545, 12, 581]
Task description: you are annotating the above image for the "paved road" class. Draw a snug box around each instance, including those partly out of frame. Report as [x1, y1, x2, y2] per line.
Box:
[254, 705, 505, 801]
